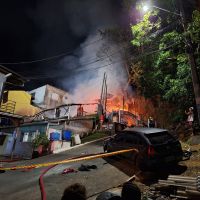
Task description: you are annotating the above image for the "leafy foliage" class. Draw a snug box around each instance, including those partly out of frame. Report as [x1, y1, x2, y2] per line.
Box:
[189, 10, 200, 44]
[130, 5, 200, 123]
[33, 134, 49, 149]
[131, 11, 161, 47]
[99, 1, 199, 124]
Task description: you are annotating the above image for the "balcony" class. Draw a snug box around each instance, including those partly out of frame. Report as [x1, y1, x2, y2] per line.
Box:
[0, 100, 16, 114]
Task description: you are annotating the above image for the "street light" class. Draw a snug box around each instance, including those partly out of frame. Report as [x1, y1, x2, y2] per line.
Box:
[142, 5, 149, 12]
[142, 4, 180, 16]
[142, 1, 200, 125]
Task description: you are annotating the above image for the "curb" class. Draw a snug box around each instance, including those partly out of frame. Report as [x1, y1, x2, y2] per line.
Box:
[53, 136, 110, 154]
[1, 148, 137, 170]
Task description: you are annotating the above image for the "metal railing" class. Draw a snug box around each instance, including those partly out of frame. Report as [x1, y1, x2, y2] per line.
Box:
[0, 100, 16, 114]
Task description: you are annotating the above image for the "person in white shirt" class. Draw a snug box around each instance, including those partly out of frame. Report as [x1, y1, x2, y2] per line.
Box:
[185, 107, 194, 126]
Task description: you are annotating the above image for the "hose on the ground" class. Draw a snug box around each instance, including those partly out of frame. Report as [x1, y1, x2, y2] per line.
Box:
[39, 164, 57, 200]
[38, 153, 101, 200]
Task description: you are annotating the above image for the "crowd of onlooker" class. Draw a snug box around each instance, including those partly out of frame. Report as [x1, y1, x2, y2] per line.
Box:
[61, 181, 141, 200]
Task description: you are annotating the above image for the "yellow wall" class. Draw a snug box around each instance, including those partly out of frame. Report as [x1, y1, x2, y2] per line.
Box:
[1, 91, 40, 116]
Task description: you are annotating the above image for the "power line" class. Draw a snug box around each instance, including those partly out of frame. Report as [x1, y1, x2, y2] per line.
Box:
[16, 42, 132, 76]
[18, 37, 175, 77]
[26, 41, 182, 80]
[0, 21, 179, 66]
[0, 37, 104, 65]
[25, 39, 174, 78]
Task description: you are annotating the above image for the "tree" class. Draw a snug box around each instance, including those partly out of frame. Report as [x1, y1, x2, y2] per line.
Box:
[130, 4, 200, 123]
[98, 1, 200, 125]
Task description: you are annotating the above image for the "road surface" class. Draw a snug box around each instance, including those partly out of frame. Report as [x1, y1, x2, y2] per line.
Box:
[0, 140, 134, 200]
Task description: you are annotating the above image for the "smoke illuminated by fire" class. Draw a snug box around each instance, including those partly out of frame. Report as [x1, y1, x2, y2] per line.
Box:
[66, 32, 129, 116]
[63, 32, 166, 126]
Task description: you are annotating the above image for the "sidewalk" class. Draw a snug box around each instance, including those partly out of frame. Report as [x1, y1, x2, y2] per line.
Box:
[0, 137, 107, 169]
[0, 156, 22, 163]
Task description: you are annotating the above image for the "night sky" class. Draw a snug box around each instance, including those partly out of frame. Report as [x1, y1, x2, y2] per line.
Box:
[0, 0, 128, 91]
[0, 0, 197, 92]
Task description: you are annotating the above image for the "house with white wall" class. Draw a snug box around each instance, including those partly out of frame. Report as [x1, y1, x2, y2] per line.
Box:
[29, 84, 69, 109]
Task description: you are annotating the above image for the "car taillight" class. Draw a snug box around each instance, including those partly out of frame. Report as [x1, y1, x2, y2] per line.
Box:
[148, 145, 155, 157]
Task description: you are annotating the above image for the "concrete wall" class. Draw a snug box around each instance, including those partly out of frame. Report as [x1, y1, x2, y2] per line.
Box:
[65, 120, 94, 138]
[0, 134, 9, 155]
[44, 85, 68, 109]
[29, 85, 47, 106]
[12, 124, 48, 159]
[3, 135, 14, 156]
[49, 141, 71, 154]
[0, 123, 48, 158]
[1, 90, 40, 116]
[13, 139, 33, 159]
[29, 84, 69, 110]
[0, 132, 32, 159]
[69, 120, 94, 129]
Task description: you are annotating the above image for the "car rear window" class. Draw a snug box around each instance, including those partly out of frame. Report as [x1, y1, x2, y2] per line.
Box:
[123, 134, 137, 143]
[145, 132, 174, 145]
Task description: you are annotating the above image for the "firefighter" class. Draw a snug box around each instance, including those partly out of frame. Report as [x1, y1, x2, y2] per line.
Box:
[148, 116, 155, 128]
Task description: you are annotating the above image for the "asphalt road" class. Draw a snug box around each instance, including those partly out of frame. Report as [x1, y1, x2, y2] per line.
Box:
[0, 140, 133, 200]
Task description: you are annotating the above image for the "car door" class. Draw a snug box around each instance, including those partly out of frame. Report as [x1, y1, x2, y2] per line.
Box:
[122, 133, 139, 160]
[136, 135, 148, 162]
[110, 133, 125, 152]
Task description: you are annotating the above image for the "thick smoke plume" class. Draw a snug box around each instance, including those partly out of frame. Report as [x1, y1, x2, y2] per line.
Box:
[61, 32, 128, 114]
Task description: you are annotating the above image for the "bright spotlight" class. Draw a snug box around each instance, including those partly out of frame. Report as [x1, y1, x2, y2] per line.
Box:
[143, 5, 149, 12]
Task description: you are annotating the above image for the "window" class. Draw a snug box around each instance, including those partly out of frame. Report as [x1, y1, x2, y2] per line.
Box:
[114, 134, 125, 142]
[20, 132, 36, 142]
[2, 91, 8, 103]
[31, 92, 36, 100]
[51, 93, 59, 101]
[145, 132, 174, 145]
[123, 134, 138, 144]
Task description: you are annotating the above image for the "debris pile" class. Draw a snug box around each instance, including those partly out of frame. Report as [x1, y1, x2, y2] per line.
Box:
[147, 175, 200, 200]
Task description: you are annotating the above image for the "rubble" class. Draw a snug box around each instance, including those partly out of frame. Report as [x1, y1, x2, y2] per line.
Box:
[145, 175, 200, 200]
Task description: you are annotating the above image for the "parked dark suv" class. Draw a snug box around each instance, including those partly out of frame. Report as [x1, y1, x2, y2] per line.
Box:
[103, 127, 183, 171]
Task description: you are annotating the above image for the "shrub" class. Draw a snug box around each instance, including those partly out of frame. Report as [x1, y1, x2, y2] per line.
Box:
[33, 134, 49, 149]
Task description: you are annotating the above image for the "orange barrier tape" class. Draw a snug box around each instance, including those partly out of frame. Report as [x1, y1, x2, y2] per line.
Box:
[0, 148, 138, 171]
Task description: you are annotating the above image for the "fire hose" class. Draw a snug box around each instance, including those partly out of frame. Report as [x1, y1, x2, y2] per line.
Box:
[39, 153, 110, 200]
[39, 164, 57, 200]
[0, 149, 138, 200]
[0, 148, 138, 171]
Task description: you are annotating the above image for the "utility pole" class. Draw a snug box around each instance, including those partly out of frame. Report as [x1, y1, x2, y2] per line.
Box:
[178, 0, 200, 124]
